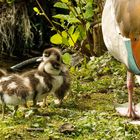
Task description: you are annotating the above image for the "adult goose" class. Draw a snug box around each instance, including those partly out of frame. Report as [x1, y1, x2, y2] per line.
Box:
[102, 0, 140, 118]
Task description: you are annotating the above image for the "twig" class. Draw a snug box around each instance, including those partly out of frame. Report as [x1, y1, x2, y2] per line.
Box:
[26, 128, 44, 132]
[35, 0, 61, 34]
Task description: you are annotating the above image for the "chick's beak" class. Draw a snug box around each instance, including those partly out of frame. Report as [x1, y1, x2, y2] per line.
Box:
[36, 57, 43, 62]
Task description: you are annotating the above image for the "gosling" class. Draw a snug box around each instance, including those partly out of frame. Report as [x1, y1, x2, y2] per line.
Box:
[0, 59, 63, 119]
[37, 47, 70, 106]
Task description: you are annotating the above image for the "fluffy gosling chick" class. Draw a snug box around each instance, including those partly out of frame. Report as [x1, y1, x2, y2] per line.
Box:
[0, 59, 63, 119]
[22, 59, 63, 107]
[0, 74, 31, 119]
[38, 48, 70, 106]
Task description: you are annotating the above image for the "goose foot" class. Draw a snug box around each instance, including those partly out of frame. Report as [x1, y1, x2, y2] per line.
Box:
[127, 108, 137, 119]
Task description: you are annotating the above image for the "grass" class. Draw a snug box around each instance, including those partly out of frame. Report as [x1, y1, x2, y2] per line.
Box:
[0, 93, 140, 140]
[0, 53, 140, 140]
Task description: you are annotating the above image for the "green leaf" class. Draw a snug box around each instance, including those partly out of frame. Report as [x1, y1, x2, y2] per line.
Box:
[77, 25, 86, 39]
[84, 2, 94, 19]
[62, 37, 69, 46]
[68, 26, 74, 35]
[68, 18, 80, 24]
[62, 53, 72, 65]
[53, 14, 69, 20]
[62, 31, 67, 38]
[68, 30, 79, 46]
[54, 2, 68, 9]
[61, 0, 69, 3]
[87, 0, 93, 4]
[86, 22, 91, 30]
[61, 31, 69, 46]
[33, 7, 40, 15]
[50, 33, 62, 44]
[72, 31, 79, 43]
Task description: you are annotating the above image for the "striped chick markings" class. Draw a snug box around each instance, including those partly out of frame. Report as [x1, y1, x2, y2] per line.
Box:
[0, 59, 63, 119]
[37, 48, 70, 106]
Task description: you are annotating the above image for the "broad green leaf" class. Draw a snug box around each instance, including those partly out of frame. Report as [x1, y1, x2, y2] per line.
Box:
[61, 0, 69, 3]
[53, 14, 69, 20]
[62, 37, 69, 46]
[50, 33, 62, 44]
[68, 38, 74, 46]
[77, 25, 86, 39]
[62, 31, 67, 38]
[54, 2, 68, 9]
[68, 18, 80, 24]
[84, 2, 94, 19]
[69, 11, 76, 18]
[33, 7, 40, 15]
[62, 53, 72, 65]
[72, 31, 79, 43]
[76, 25, 87, 40]
[68, 31, 79, 46]
[68, 25, 74, 35]
[75, 7, 81, 15]
[61, 31, 69, 46]
[86, 22, 91, 31]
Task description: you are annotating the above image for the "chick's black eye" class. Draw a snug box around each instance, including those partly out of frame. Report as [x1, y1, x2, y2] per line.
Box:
[57, 56, 61, 61]
[54, 53, 61, 62]
[53, 63, 60, 69]
[44, 53, 49, 57]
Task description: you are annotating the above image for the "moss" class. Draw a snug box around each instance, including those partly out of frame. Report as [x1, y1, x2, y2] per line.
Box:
[0, 53, 140, 139]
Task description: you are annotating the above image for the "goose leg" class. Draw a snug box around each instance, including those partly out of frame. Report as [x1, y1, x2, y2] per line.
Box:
[127, 71, 136, 118]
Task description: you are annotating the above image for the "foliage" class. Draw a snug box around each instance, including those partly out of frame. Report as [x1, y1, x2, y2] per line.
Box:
[52, 0, 104, 56]
[62, 52, 72, 65]
[70, 52, 140, 104]
[34, 0, 105, 57]
[1, 52, 140, 139]
[71, 52, 126, 95]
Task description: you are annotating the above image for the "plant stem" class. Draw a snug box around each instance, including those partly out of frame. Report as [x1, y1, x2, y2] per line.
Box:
[35, 0, 61, 34]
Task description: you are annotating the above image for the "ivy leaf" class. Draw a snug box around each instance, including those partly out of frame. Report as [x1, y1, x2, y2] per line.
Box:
[50, 33, 62, 44]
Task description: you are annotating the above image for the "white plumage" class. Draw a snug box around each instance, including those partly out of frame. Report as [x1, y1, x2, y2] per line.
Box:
[102, 0, 140, 118]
